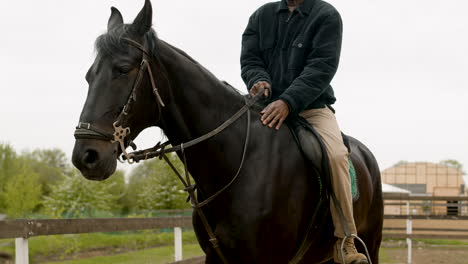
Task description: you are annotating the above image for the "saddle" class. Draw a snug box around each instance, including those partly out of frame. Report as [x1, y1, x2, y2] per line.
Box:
[287, 116, 351, 176]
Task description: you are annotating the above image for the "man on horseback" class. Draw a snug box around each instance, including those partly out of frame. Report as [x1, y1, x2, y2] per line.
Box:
[241, 0, 368, 263]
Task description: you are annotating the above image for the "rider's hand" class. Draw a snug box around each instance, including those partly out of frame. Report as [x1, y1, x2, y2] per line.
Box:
[261, 100, 290, 130]
[250, 81, 271, 98]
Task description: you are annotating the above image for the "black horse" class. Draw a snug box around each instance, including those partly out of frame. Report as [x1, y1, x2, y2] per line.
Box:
[72, 0, 383, 263]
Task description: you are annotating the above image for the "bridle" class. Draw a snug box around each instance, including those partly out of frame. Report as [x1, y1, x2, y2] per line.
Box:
[73, 36, 266, 264]
[74, 37, 165, 164]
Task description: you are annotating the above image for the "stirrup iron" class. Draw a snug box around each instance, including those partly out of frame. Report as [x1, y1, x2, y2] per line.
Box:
[340, 234, 372, 264]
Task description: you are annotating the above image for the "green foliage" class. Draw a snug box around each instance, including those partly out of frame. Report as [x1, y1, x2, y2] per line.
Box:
[416, 239, 468, 246]
[126, 153, 190, 212]
[43, 170, 124, 218]
[440, 159, 465, 174]
[2, 166, 42, 218]
[0, 143, 191, 218]
[0, 143, 19, 210]
[0, 144, 68, 216]
[103, 170, 127, 213]
[392, 160, 408, 167]
[23, 149, 69, 195]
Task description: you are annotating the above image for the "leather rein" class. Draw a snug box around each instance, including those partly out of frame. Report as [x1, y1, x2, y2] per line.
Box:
[73, 37, 265, 264]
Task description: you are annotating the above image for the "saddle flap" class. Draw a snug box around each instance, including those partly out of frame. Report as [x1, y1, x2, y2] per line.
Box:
[296, 128, 323, 171]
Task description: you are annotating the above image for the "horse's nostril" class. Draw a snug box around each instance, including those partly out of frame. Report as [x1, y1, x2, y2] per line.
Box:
[82, 149, 99, 166]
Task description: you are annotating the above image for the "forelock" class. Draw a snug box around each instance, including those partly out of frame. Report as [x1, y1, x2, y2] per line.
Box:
[94, 25, 159, 56]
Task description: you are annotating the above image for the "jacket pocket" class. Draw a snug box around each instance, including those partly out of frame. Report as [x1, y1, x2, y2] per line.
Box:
[288, 38, 308, 70]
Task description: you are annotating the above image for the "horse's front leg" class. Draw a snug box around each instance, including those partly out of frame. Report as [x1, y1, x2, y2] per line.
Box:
[204, 253, 223, 264]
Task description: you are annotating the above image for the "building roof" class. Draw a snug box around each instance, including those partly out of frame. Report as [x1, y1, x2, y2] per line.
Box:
[382, 183, 411, 194]
[383, 162, 463, 174]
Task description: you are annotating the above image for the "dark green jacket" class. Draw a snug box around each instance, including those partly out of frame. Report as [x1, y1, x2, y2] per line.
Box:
[241, 0, 342, 114]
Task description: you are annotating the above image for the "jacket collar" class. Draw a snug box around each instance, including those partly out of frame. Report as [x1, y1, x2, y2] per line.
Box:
[276, 0, 316, 16]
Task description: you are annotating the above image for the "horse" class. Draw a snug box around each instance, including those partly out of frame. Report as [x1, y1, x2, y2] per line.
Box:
[71, 0, 383, 263]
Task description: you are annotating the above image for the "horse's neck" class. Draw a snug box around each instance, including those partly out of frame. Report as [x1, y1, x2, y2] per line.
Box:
[157, 41, 246, 194]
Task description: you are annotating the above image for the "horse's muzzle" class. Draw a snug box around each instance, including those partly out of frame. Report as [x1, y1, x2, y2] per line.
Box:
[72, 140, 118, 181]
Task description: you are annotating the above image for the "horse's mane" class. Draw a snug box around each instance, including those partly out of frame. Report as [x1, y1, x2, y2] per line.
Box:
[94, 24, 199, 66]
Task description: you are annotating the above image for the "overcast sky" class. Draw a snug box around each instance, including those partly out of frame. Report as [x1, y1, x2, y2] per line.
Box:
[0, 0, 467, 175]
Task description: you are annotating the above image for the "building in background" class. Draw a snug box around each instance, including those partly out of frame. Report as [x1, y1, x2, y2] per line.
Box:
[464, 176, 468, 194]
[381, 162, 466, 215]
[382, 162, 465, 196]
[381, 183, 411, 215]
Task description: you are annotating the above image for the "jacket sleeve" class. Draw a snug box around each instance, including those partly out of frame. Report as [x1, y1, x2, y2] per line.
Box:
[240, 11, 272, 91]
[278, 11, 343, 114]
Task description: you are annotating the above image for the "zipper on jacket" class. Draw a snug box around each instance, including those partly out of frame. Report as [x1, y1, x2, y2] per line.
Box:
[286, 13, 293, 23]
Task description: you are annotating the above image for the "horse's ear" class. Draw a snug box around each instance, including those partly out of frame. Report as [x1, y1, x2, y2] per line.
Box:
[130, 0, 153, 35]
[108, 7, 124, 31]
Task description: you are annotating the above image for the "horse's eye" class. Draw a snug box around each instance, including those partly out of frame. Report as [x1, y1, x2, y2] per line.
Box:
[118, 66, 132, 75]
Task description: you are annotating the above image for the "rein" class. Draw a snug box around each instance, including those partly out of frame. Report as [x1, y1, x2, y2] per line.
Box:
[73, 36, 266, 263]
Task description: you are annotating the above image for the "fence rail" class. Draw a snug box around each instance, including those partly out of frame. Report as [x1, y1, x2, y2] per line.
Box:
[1, 195, 468, 263]
[381, 197, 468, 264]
[0, 216, 192, 239]
[383, 194, 468, 201]
[384, 214, 468, 220]
[0, 216, 193, 264]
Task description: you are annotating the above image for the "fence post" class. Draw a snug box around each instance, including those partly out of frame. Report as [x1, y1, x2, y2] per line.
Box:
[406, 201, 412, 264]
[174, 227, 183, 261]
[15, 237, 29, 264]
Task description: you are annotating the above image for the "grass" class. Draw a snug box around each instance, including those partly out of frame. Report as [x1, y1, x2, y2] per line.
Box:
[2, 234, 467, 263]
[378, 248, 399, 264]
[416, 239, 468, 246]
[44, 244, 203, 264]
[383, 238, 468, 246]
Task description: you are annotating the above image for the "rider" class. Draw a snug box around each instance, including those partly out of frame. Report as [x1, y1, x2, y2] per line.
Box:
[241, 0, 367, 263]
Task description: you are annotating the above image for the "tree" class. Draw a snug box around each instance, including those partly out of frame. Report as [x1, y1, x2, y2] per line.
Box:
[43, 170, 123, 218]
[393, 160, 408, 167]
[0, 143, 19, 210]
[126, 153, 189, 212]
[440, 159, 465, 174]
[0, 143, 18, 178]
[22, 149, 68, 196]
[2, 166, 42, 218]
[27, 149, 68, 170]
[102, 170, 127, 214]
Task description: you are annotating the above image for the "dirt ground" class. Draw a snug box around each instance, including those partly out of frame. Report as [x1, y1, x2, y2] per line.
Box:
[382, 246, 468, 264]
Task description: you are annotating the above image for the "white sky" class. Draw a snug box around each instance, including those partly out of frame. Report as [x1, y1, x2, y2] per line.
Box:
[0, 0, 467, 174]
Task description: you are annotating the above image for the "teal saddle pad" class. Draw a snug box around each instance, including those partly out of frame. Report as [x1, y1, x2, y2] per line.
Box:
[349, 158, 358, 200]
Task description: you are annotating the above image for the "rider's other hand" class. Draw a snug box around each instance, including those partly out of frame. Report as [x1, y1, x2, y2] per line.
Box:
[260, 100, 289, 130]
[250, 81, 271, 98]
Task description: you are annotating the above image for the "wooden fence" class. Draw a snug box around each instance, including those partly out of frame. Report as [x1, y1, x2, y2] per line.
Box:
[1, 195, 468, 264]
[0, 216, 193, 264]
[383, 195, 468, 264]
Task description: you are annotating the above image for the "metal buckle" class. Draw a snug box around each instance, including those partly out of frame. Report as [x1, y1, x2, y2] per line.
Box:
[78, 122, 91, 130]
[111, 122, 135, 164]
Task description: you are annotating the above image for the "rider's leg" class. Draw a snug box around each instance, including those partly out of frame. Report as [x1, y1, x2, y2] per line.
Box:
[300, 106, 368, 264]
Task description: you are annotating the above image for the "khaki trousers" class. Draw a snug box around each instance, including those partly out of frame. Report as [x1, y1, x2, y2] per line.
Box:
[300, 106, 357, 238]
